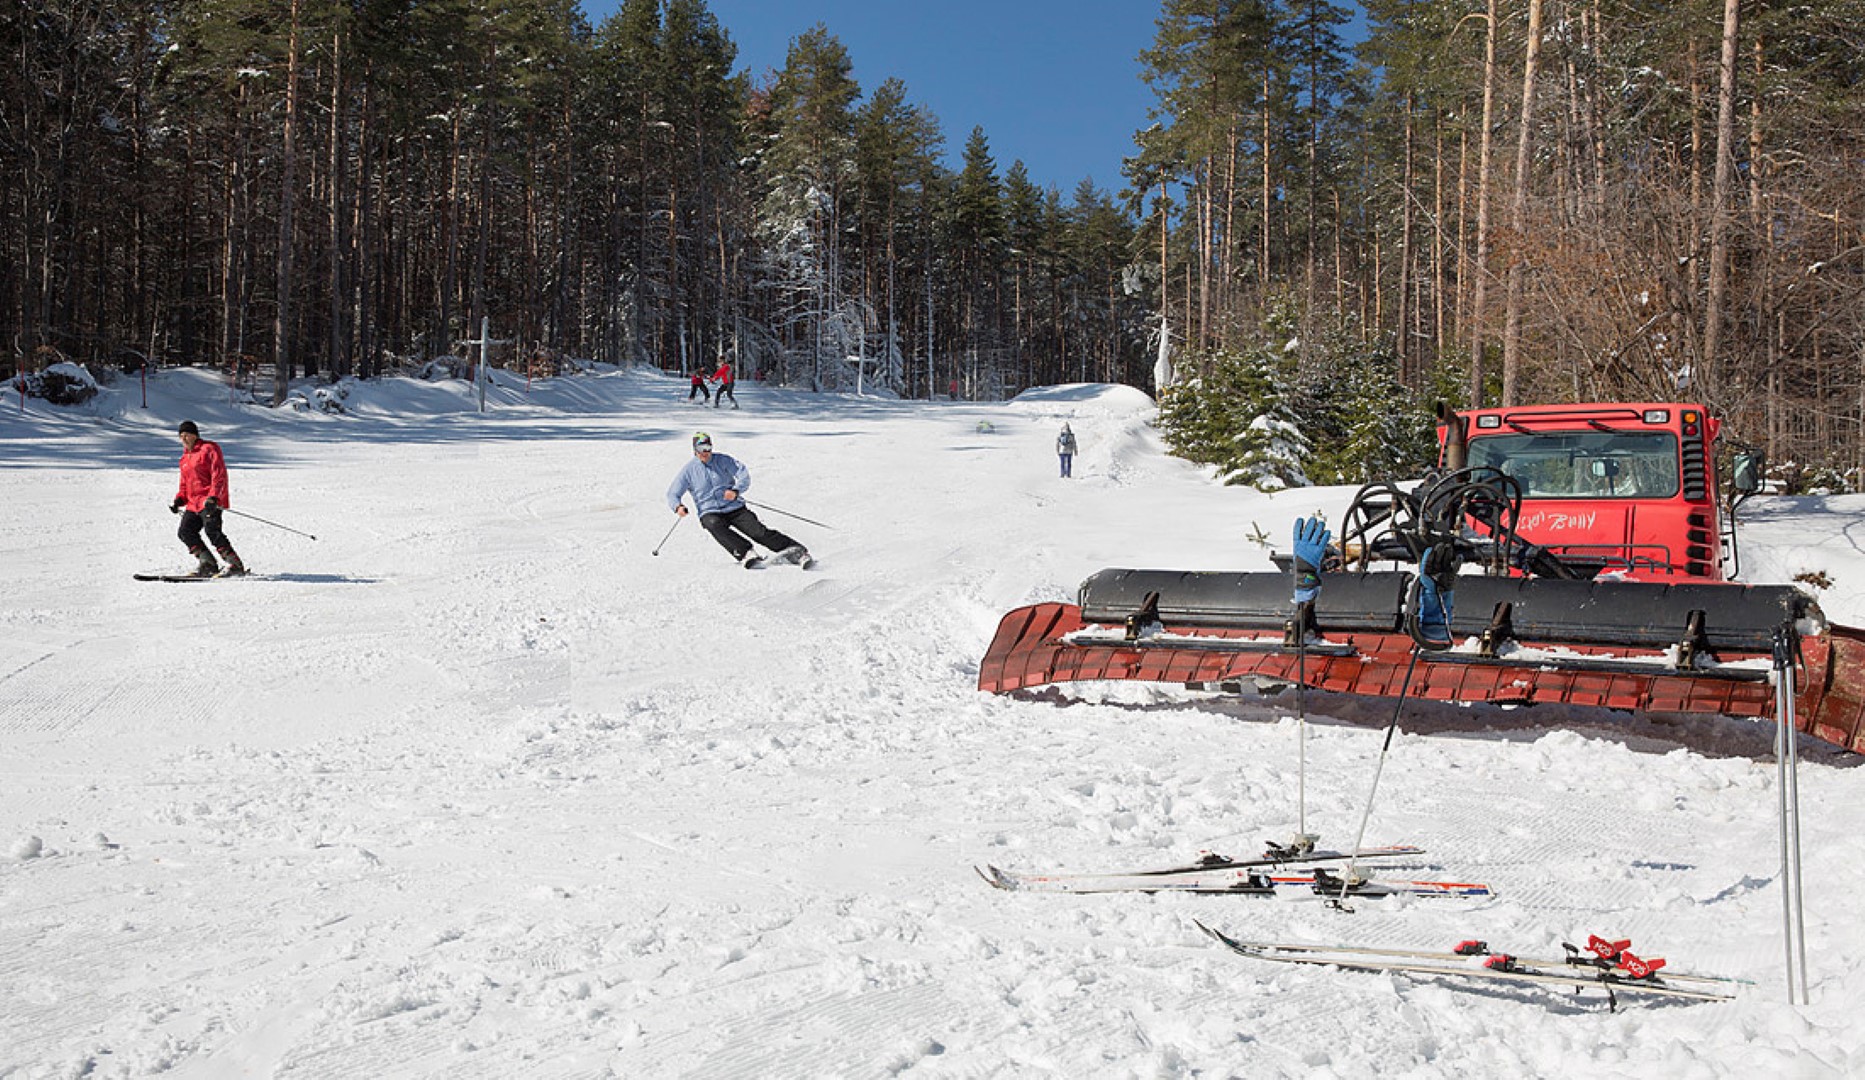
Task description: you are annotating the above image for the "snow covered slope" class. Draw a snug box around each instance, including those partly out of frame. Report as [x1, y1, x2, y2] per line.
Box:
[0, 367, 1860, 1077]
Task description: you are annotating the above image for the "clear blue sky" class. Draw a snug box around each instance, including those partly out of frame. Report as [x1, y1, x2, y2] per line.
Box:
[579, 0, 1162, 196]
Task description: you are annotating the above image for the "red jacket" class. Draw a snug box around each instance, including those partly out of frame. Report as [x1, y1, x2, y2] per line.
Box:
[711, 362, 734, 386]
[176, 439, 230, 512]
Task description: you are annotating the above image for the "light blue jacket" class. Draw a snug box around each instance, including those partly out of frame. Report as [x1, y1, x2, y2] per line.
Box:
[667, 451, 752, 515]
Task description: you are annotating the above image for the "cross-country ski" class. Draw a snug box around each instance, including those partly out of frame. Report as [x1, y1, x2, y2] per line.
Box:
[977, 841, 1449, 895]
[1195, 922, 1738, 1008]
[982, 862, 1489, 898]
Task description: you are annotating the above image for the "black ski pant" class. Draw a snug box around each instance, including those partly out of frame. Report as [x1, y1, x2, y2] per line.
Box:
[178, 505, 234, 554]
[714, 381, 736, 407]
[689, 382, 710, 402]
[699, 506, 796, 561]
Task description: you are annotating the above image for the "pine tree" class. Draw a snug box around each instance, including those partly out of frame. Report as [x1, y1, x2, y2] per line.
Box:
[756, 24, 860, 388]
[853, 77, 944, 395]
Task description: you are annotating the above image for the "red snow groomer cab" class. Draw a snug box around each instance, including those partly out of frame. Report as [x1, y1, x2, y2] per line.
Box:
[1449, 403, 1726, 581]
[979, 402, 1865, 754]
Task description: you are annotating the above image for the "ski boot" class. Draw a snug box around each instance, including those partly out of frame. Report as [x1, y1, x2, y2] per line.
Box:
[216, 548, 249, 578]
[188, 546, 221, 578]
[740, 549, 764, 570]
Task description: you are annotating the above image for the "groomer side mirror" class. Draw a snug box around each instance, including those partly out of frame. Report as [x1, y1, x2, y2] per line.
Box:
[1732, 450, 1764, 494]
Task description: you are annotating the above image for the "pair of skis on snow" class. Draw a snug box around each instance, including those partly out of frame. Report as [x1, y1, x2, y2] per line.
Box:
[1194, 924, 1743, 1008]
[981, 843, 1738, 1006]
[745, 545, 817, 571]
[979, 842, 1488, 899]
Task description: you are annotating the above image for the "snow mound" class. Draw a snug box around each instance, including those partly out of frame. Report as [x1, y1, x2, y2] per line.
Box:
[1008, 381, 1155, 418]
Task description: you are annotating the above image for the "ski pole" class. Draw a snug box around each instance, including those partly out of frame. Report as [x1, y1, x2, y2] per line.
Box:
[1773, 625, 1810, 1005]
[1332, 647, 1424, 913]
[743, 500, 835, 530]
[222, 506, 317, 540]
[651, 512, 685, 556]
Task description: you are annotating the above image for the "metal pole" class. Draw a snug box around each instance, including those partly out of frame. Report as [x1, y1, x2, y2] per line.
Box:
[1333, 648, 1424, 911]
[478, 316, 489, 413]
[651, 512, 684, 556]
[1297, 631, 1308, 841]
[742, 499, 835, 530]
[222, 506, 317, 540]
[1773, 626, 1810, 1004]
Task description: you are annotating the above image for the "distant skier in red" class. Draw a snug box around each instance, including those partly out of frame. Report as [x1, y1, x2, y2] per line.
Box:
[711, 357, 738, 408]
[170, 420, 247, 577]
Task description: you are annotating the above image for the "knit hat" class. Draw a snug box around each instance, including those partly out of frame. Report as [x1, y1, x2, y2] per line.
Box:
[178, 420, 199, 436]
[692, 432, 713, 453]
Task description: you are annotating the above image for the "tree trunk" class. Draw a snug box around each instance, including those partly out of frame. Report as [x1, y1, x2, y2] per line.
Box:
[1261, 68, 1272, 288]
[272, 0, 301, 405]
[328, 28, 347, 378]
[1468, 0, 1499, 407]
[1703, 0, 1741, 400]
[1500, 0, 1544, 406]
[1396, 95, 1414, 379]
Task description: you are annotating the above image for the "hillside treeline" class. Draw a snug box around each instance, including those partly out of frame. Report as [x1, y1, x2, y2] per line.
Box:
[1145, 0, 1865, 486]
[5, 1, 1862, 481]
[2, 0, 1145, 404]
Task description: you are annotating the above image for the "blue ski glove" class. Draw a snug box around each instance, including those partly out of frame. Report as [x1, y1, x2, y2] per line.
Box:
[1414, 542, 1457, 648]
[1292, 515, 1329, 604]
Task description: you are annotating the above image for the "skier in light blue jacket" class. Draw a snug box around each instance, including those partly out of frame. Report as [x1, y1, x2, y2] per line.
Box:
[666, 432, 810, 568]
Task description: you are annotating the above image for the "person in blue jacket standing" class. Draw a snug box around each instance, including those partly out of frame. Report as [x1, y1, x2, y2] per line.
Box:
[1056, 423, 1078, 478]
[666, 432, 810, 568]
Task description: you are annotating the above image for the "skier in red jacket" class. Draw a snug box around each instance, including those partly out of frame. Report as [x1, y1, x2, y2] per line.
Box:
[711, 358, 738, 409]
[169, 420, 247, 577]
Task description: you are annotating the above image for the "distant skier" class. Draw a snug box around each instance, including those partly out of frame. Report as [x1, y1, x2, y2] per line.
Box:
[1056, 423, 1078, 478]
[688, 371, 712, 404]
[666, 432, 811, 568]
[711, 358, 738, 409]
[169, 420, 247, 577]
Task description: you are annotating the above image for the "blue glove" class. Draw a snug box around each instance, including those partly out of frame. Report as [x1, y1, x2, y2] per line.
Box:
[1292, 516, 1329, 604]
[1414, 542, 1457, 648]
[1415, 575, 1453, 647]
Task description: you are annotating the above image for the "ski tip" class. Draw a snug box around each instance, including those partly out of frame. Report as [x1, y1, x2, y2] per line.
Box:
[1192, 919, 1231, 947]
[977, 865, 1015, 890]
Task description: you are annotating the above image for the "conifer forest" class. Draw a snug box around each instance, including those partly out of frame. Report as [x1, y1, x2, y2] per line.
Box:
[4, 1, 1863, 484]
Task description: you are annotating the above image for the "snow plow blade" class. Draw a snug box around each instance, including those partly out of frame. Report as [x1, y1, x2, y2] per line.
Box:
[979, 570, 1865, 755]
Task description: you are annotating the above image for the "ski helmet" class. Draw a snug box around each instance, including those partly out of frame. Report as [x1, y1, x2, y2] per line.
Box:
[692, 432, 713, 453]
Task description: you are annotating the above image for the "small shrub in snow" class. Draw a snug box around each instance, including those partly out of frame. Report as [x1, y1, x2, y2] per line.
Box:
[310, 379, 353, 414]
[419, 357, 471, 381]
[16, 361, 100, 405]
[1795, 569, 1833, 591]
